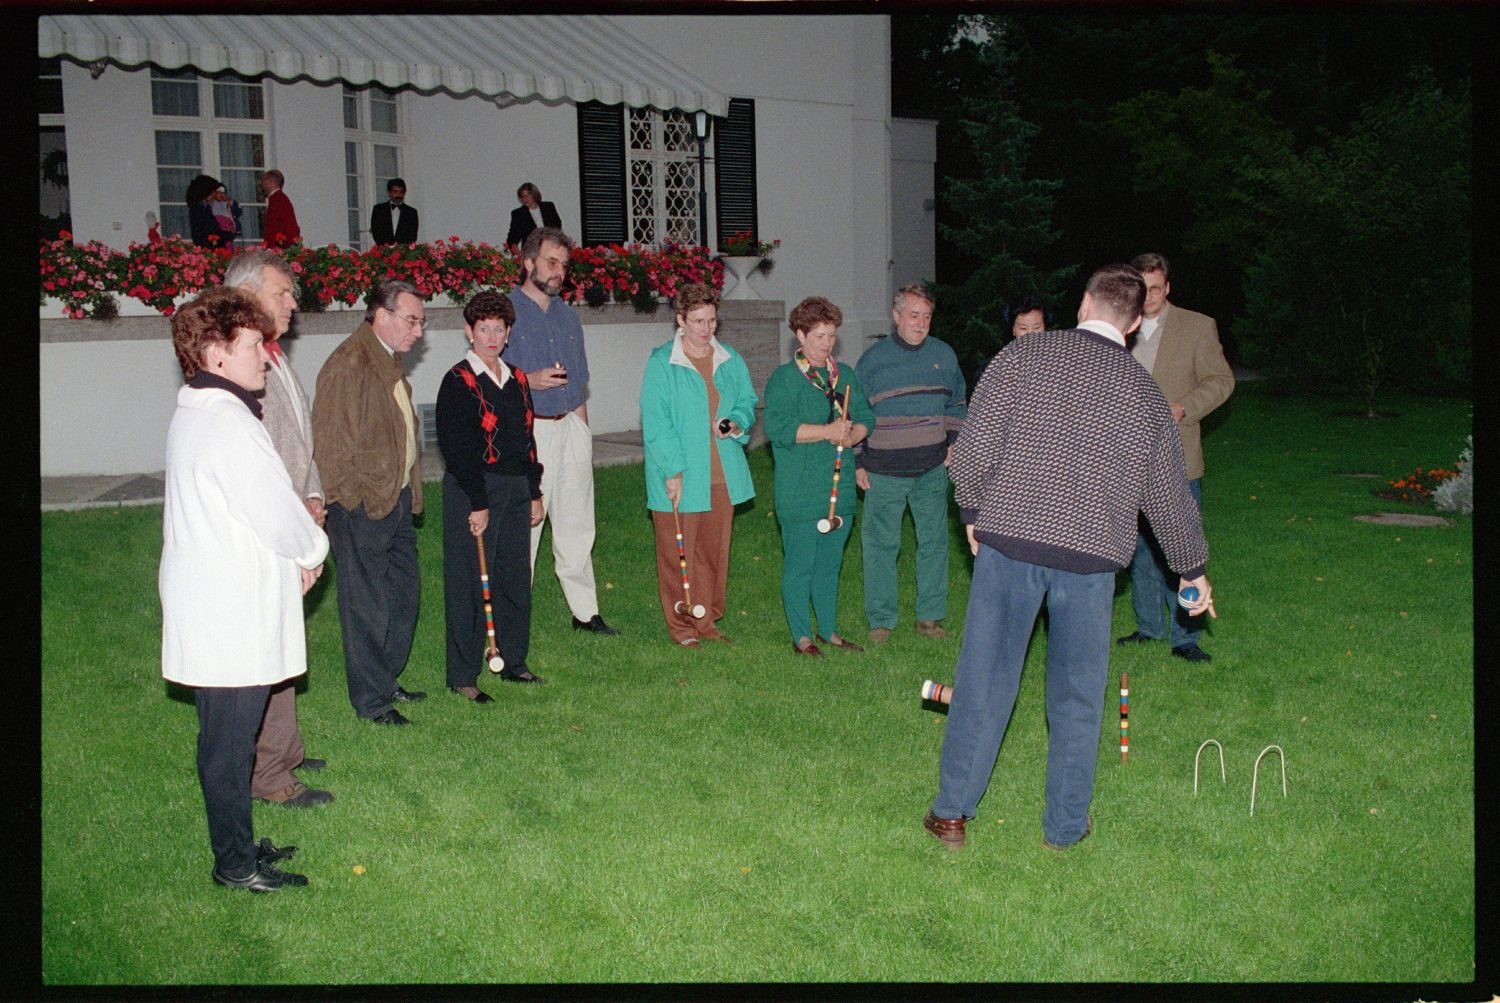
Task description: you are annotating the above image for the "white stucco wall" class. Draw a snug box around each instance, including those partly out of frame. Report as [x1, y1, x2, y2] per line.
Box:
[890, 117, 938, 294]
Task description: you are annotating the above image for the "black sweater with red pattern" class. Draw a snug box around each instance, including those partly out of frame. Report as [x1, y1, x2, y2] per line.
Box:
[435, 359, 543, 511]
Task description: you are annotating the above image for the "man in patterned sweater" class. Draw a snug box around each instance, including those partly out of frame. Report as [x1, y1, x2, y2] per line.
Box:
[923, 264, 1215, 852]
[854, 283, 966, 644]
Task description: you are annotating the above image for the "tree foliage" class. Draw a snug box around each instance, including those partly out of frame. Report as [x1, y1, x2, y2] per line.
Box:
[892, 10, 1472, 408]
[934, 29, 1074, 375]
[1234, 67, 1470, 411]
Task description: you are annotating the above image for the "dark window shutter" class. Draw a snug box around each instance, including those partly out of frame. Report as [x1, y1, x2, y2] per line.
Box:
[577, 101, 627, 247]
[714, 98, 757, 247]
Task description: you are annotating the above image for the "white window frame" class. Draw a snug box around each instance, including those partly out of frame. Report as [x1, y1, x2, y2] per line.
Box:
[627, 107, 707, 247]
[149, 68, 269, 249]
[343, 84, 409, 250]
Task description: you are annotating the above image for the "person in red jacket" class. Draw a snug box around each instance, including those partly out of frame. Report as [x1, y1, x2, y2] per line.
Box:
[259, 170, 302, 249]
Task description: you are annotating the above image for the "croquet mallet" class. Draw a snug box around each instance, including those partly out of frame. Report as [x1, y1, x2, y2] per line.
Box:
[670, 497, 707, 619]
[921, 679, 954, 706]
[816, 384, 854, 534]
[475, 535, 505, 673]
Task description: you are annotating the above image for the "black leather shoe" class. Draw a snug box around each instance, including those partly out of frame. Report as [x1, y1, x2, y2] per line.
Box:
[1115, 631, 1157, 646]
[213, 859, 308, 892]
[393, 686, 426, 702]
[296, 757, 326, 772]
[1172, 643, 1212, 663]
[498, 667, 546, 684]
[254, 781, 334, 808]
[368, 708, 410, 725]
[572, 615, 619, 636]
[448, 685, 494, 703]
[254, 837, 296, 864]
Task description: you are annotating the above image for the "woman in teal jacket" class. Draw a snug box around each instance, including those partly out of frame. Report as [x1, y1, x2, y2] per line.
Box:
[762, 296, 873, 656]
[640, 284, 758, 645]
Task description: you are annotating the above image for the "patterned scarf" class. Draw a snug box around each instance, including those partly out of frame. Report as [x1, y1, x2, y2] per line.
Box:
[795, 350, 845, 419]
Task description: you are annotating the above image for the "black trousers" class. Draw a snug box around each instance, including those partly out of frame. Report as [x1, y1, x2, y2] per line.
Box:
[443, 472, 534, 686]
[326, 487, 421, 718]
[195, 684, 272, 874]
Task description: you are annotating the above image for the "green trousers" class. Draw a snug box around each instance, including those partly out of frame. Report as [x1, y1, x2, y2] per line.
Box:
[778, 513, 855, 645]
[860, 466, 950, 628]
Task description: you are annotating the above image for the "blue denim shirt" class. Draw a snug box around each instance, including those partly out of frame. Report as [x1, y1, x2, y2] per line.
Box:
[501, 285, 590, 417]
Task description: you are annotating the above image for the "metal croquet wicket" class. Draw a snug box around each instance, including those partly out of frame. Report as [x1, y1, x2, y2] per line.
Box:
[1250, 745, 1287, 816]
[1193, 739, 1225, 796]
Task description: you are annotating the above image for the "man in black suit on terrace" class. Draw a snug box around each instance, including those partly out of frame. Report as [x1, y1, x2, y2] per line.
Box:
[505, 182, 563, 250]
[370, 178, 419, 246]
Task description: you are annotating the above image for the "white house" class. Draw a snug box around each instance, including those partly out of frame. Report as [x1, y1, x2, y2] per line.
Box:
[38, 14, 936, 476]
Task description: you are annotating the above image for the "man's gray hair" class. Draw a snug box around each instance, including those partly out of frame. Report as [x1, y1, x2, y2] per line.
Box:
[892, 282, 935, 313]
[365, 279, 421, 324]
[223, 248, 295, 292]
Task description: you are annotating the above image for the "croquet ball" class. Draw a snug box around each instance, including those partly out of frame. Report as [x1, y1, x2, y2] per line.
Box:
[1178, 586, 1200, 608]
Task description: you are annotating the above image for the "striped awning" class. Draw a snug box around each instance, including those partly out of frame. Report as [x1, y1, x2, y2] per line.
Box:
[38, 14, 729, 117]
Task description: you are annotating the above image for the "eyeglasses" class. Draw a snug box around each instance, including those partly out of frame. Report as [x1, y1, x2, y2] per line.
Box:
[395, 312, 428, 331]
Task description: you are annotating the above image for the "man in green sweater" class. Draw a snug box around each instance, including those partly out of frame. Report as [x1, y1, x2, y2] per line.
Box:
[854, 284, 967, 644]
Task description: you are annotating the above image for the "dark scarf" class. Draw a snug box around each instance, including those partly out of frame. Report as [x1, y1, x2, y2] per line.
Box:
[189, 369, 263, 421]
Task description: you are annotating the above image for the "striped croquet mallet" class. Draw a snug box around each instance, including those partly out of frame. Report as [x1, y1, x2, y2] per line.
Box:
[816, 385, 855, 534]
[1119, 671, 1129, 762]
[670, 498, 706, 618]
[476, 535, 505, 673]
[921, 679, 953, 706]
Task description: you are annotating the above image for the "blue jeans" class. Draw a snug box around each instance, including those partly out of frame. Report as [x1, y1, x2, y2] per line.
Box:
[1128, 477, 1203, 647]
[932, 546, 1113, 847]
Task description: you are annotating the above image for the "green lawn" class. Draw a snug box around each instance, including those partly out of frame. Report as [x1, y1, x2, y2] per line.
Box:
[40, 383, 1474, 987]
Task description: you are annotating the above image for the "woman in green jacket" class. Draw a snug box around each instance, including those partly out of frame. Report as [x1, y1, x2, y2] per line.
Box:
[640, 284, 758, 646]
[762, 297, 873, 656]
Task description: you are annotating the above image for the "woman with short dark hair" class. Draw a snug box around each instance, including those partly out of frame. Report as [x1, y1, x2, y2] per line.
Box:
[437, 290, 547, 695]
[160, 286, 327, 892]
[762, 297, 874, 656]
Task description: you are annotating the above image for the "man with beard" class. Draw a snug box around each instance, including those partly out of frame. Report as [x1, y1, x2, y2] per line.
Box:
[501, 227, 617, 636]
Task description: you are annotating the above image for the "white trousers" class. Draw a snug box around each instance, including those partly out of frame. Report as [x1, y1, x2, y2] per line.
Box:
[530, 411, 599, 620]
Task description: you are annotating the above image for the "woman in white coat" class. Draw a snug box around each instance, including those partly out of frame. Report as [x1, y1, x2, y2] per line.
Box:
[160, 287, 328, 893]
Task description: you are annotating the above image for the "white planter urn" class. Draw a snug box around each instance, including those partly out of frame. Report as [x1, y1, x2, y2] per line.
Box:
[720, 255, 766, 300]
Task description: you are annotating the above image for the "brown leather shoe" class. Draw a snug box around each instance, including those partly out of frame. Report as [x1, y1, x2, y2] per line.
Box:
[792, 642, 823, 657]
[915, 620, 947, 639]
[868, 627, 892, 645]
[923, 809, 966, 848]
[817, 635, 864, 653]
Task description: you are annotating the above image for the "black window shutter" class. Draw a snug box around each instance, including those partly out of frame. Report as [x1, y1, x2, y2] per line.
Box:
[577, 101, 627, 247]
[714, 98, 757, 247]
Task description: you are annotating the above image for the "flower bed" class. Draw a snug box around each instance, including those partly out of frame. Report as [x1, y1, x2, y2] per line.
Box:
[1373, 466, 1457, 506]
[39, 233, 722, 319]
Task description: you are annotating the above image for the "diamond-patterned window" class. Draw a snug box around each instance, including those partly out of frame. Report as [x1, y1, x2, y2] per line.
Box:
[627, 107, 700, 247]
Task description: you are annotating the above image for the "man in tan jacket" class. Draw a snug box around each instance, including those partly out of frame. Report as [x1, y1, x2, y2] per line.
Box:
[313, 280, 427, 724]
[1117, 253, 1234, 662]
[225, 249, 333, 805]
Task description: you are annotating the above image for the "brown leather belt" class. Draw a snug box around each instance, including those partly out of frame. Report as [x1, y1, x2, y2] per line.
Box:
[534, 413, 567, 420]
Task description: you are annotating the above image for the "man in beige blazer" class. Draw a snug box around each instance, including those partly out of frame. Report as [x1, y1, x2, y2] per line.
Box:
[1117, 253, 1234, 662]
[224, 249, 334, 807]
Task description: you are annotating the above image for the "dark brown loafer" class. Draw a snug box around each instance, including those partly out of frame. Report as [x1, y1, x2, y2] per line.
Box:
[923, 809, 966, 848]
[792, 642, 823, 657]
[817, 635, 865, 653]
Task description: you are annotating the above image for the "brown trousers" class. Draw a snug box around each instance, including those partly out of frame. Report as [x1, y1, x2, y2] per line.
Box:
[250, 679, 304, 797]
[652, 483, 734, 643]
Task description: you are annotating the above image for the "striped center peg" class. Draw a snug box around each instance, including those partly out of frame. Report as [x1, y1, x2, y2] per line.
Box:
[1119, 672, 1130, 763]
